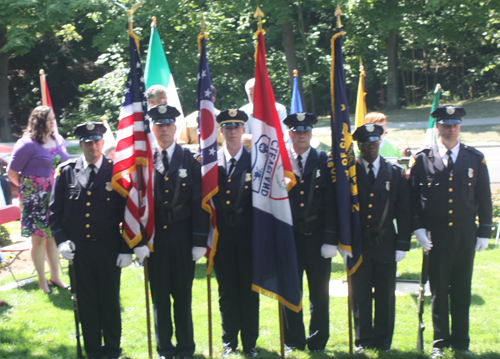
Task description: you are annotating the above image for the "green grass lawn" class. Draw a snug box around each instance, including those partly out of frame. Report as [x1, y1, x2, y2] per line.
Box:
[1, 239, 500, 358]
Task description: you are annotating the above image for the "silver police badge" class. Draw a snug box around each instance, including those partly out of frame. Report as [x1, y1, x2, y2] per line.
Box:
[86, 122, 95, 130]
[446, 106, 455, 115]
[297, 113, 306, 121]
[105, 182, 113, 191]
[245, 173, 252, 182]
[158, 105, 167, 114]
[366, 123, 375, 132]
[386, 181, 391, 191]
[229, 109, 238, 117]
[316, 169, 321, 178]
[179, 169, 188, 178]
[468, 168, 474, 178]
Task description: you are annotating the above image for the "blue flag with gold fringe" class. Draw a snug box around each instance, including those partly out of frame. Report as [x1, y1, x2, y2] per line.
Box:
[329, 31, 363, 275]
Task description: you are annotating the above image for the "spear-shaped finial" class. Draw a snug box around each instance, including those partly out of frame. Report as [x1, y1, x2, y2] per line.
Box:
[254, 6, 265, 31]
[114, 1, 144, 33]
[335, 3, 343, 29]
[151, 16, 157, 27]
[201, 12, 206, 34]
[293, 69, 298, 77]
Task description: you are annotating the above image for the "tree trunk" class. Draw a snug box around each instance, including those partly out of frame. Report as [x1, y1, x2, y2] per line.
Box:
[282, 21, 301, 97]
[296, 0, 315, 114]
[0, 28, 12, 141]
[386, 29, 400, 112]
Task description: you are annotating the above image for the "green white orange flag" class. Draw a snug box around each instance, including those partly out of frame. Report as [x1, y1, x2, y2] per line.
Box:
[424, 84, 441, 146]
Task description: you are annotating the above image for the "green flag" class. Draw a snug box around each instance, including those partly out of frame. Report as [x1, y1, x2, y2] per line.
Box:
[424, 84, 441, 146]
[144, 23, 184, 121]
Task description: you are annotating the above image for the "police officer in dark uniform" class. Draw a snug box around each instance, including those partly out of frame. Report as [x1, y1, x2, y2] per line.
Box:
[351, 124, 412, 353]
[49, 121, 131, 359]
[147, 105, 209, 359]
[212, 109, 259, 358]
[282, 112, 339, 352]
[409, 105, 492, 358]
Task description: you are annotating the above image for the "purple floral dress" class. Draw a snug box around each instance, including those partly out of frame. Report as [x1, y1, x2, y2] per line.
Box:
[19, 147, 61, 237]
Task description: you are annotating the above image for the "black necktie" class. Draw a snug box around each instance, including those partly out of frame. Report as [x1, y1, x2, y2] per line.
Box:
[162, 150, 169, 174]
[368, 163, 375, 185]
[447, 150, 454, 172]
[228, 158, 236, 177]
[88, 164, 96, 189]
[297, 155, 303, 176]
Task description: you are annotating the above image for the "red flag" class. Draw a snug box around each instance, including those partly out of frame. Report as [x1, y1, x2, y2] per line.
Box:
[111, 34, 155, 249]
[40, 70, 53, 110]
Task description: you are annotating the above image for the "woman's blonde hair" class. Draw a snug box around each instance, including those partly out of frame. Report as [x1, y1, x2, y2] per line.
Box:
[363, 112, 387, 125]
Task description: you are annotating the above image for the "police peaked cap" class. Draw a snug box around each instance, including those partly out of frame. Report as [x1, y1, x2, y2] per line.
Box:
[148, 105, 181, 124]
[283, 112, 317, 132]
[431, 105, 466, 125]
[74, 121, 107, 142]
[216, 109, 248, 127]
[353, 124, 384, 143]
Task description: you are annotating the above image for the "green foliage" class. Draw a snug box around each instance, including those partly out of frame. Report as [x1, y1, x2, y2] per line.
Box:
[0, 225, 11, 247]
[492, 189, 500, 239]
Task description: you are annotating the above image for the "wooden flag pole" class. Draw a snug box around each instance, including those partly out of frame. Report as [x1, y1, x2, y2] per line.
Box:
[279, 303, 285, 358]
[347, 268, 353, 354]
[207, 268, 213, 357]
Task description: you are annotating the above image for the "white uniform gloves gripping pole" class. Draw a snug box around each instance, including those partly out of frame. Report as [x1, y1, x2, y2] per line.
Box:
[58, 241, 76, 261]
[192, 246, 207, 261]
[475, 238, 489, 252]
[414, 228, 432, 252]
[134, 245, 150, 264]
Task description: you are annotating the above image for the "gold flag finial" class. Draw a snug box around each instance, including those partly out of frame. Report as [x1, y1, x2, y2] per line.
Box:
[39, 69, 45, 76]
[197, 13, 208, 53]
[101, 116, 107, 123]
[151, 16, 157, 27]
[293, 69, 298, 77]
[114, 1, 144, 33]
[201, 12, 206, 34]
[254, 6, 265, 31]
[335, 4, 343, 29]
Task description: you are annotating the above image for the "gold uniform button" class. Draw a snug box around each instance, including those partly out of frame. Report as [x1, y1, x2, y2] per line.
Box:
[107, 198, 110, 201]
[300, 191, 304, 195]
[449, 177, 453, 181]
[226, 190, 231, 194]
[449, 222, 453, 227]
[226, 201, 231, 205]
[449, 188, 453, 192]
[228, 179, 232, 183]
[245, 186, 248, 189]
[469, 183, 472, 186]
[300, 180, 305, 184]
[164, 201, 168, 204]
[69, 196, 72, 200]
[300, 203, 305, 207]
[367, 215, 372, 219]
[315, 185, 319, 188]
[368, 204, 373, 208]
[85, 224, 90, 228]
[87, 191, 91, 195]
[182, 183, 186, 186]
[428, 183, 431, 187]
[163, 225, 168, 229]
[449, 199, 453, 203]
[449, 210, 453, 214]
[86, 234, 91, 238]
[85, 213, 90, 218]
[370, 193, 374, 197]
[86, 202, 91, 206]
[165, 190, 169, 193]
[165, 177, 169, 181]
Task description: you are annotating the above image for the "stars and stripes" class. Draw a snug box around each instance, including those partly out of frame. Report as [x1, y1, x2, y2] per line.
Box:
[111, 34, 155, 249]
[197, 36, 219, 274]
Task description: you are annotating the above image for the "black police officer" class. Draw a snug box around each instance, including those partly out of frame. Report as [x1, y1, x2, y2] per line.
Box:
[351, 123, 411, 353]
[148, 105, 209, 359]
[212, 109, 259, 358]
[409, 105, 492, 358]
[49, 121, 131, 359]
[282, 112, 339, 352]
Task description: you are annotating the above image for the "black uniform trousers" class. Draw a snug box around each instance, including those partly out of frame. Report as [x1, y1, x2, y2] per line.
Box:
[148, 220, 196, 358]
[213, 229, 259, 352]
[429, 224, 476, 350]
[284, 229, 331, 351]
[351, 256, 396, 350]
[73, 237, 122, 359]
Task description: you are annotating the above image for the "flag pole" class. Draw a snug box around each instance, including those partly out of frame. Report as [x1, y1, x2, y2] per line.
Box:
[334, 3, 354, 354]
[117, 2, 153, 358]
[198, 13, 214, 357]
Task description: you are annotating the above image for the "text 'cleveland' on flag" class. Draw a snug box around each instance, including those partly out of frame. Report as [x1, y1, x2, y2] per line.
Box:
[329, 31, 363, 275]
[251, 29, 301, 312]
[197, 34, 219, 274]
[112, 33, 155, 249]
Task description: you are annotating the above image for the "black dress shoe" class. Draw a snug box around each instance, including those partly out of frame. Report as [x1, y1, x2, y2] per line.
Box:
[222, 347, 234, 357]
[244, 348, 258, 358]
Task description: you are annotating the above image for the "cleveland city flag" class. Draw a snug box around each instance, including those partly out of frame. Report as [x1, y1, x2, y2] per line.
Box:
[197, 35, 219, 274]
[112, 33, 155, 248]
[330, 31, 362, 275]
[290, 73, 303, 114]
[144, 20, 184, 126]
[424, 84, 441, 146]
[251, 29, 301, 312]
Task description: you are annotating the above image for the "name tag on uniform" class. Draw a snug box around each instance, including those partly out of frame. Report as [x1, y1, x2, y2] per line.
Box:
[179, 169, 188, 178]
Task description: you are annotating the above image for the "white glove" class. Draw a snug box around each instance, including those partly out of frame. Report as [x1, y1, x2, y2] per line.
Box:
[133, 245, 150, 263]
[475, 237, 489, 252]
[337, 247, 353, 266]
[321, 244, 338, 258]
[116, 254, 133, 268]
[414, 228, 433, 252]
[192, 246, 207, 261]
[58, 241, 75, 260]
[395, 250, 406, 262]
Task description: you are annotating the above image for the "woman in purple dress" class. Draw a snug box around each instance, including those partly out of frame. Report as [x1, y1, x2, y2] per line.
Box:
[8, 106, 69, 293]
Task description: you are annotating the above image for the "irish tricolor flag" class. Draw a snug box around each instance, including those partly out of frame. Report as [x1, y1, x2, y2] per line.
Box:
[424, 84, 441, 146]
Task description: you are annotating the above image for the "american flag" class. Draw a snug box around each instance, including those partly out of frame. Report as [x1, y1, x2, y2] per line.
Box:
[197, 36, 219, 274]
[111, 34, 155, 249]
